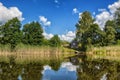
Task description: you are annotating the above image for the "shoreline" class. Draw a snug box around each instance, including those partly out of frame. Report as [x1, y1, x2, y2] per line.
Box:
[0, 45, 120, 64]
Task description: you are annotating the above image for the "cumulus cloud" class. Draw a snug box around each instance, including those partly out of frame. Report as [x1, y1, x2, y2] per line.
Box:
[78, 12, 82, 19]
[39, 16, 51, 26]
[43, 31, 75, 42]
[73, 8, 79, 14]
[95, 11, 113, 29]
[95, 0, 120, 29]
[0, 2, 24, 24]
[108, 0, 120, 13]
[59, 31, 76, 42]
[42, 32, 54, 39]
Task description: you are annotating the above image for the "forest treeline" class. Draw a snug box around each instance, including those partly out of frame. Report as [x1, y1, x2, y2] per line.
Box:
[0, 18, 61, 51]
[0, 8, 120, 51]
[75, 8, 120, 51]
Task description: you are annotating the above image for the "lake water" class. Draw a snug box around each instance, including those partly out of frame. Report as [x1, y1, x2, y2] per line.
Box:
[17, 62, 78, 80]
[42, 62, 78, 80]
[0, 59, 120, 80]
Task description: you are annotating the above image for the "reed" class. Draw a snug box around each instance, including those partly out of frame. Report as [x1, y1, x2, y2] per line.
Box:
[0, 44, 75, 64]
[87, 45, 120, 61]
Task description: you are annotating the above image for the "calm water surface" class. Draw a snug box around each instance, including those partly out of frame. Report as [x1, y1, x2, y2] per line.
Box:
[0, 59, 120, 80]
[42, 62, 78, 80]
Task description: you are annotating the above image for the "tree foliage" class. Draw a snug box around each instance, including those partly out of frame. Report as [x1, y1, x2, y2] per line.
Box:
[104, 20, 116, 46]
[76, 11, 103, 51]
[49, 35, 61, 47]
[76, 11, 94, 42]
[22, 21, 44, 45]
[75, 9, 120, 51]
[114, 8, 120, 40]
[1, 9, 120, 52]
[0, 18, 63, 50]
[0, 17, 21, 51]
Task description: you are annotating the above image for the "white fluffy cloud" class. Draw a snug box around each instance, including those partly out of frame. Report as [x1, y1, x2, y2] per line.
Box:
[43, 31, 75, 42]
[0, 2, 24, 24]
[95, 11, 113, 29]
[108, 0, 120, 13]
[73, 8, 79, 14]
[78, 12, 82, 19]
[95, 0, 120, 29]
[39, 16, 51, 26]
[59, 31, 76, 42]
[42, 32, 54, 39]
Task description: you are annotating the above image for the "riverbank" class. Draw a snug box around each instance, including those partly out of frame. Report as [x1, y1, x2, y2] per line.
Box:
[0, 44, 75, 64]
[87, 45, 120, 61]
[0, 44, 120, 64]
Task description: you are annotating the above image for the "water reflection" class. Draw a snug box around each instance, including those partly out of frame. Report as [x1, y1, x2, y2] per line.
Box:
[18, 75, 22, 80]
[0, 58, 119, 80]
[77, 59, 120, 80]
[42, 62, 78, 80]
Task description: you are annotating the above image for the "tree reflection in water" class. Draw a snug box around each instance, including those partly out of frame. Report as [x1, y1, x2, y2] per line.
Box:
[0, 58, 119, 80]
[76, 58, 120, 80]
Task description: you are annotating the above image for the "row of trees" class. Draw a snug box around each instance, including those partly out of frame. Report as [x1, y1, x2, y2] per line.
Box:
[0, 18, 62, 51]
[0, 8, 120, 51]
[75, 8, 120, 51]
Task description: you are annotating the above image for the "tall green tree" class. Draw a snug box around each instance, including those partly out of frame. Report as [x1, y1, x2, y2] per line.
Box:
[104, 20, 116, 46]
[22, 21, 44, 45]
[76, 11, 94, 51]
[114, 8, 120, 40]
[49, 35, 61, 47]
[0, 18, 21, 51]
[84, 24, 105, 46]
[76, 11, 94, 42]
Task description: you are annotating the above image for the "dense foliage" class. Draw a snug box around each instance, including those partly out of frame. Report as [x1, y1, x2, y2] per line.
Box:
[49, 35, 61, 47]
[114, 8, 120, 40]
[0, 18, 22, 51]
[75, 9, 120, 51]
[0, 8, 120, 51]
[0, 18, 62, 51]
[22, 21, 44, 45]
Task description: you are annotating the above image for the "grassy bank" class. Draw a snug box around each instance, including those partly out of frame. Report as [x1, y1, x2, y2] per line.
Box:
[87, 45, 120, 61]
[0, 44, 75, 64]
[1, 44, 120, 64]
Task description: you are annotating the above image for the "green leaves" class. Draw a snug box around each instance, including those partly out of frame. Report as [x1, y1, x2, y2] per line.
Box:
[22, 21, 44, 45]
[104, 20, 116, 46]
[114, 8, 120, 40]
[75, 11, 117, 51]
[76, 11, 100, 51]
[0, 17, 21, 51]
[49, 35, 61, 47]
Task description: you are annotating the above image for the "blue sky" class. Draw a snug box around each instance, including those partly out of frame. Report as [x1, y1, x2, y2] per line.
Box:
[0, 0, 119, 41]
